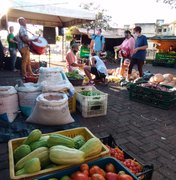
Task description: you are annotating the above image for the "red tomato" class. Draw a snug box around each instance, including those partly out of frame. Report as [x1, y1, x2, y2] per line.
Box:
[73, 172, 89, 180]
[80, 163, 89, 171]
[117, 174, 134, 180]
[105, 163, 116, 172]
[91, 173, 105, 180]
[105, 172, 118, 180]
[89, 166, 104, 176]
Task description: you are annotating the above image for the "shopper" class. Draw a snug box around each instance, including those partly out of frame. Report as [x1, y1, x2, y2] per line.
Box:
[114, 30, 135, 76]
[88, 29, 105, 54]
[7, 26, 18, 71]
[84, 52, 108, 85]
[128, 26, 148, 79]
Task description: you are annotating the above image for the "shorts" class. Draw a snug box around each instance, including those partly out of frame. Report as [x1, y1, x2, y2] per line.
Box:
[90, 67, 106, 80]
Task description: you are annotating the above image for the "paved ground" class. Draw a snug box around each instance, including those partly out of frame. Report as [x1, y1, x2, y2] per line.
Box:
[0, 62, 176, 180]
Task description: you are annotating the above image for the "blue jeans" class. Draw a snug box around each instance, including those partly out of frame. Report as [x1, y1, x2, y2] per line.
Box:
[9, 48, 17, 70]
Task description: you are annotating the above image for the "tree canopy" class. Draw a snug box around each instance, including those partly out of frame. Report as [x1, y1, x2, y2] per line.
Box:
[157, 0, 176, 8]
[79, 3, 112, 30]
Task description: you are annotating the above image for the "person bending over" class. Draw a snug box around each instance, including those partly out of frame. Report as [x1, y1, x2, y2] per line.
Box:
[84, 53, 108, 85]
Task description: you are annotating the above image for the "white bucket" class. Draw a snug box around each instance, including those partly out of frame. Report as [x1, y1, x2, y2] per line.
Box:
[16, 83, 42, 117]
[0, 86, 19, 122]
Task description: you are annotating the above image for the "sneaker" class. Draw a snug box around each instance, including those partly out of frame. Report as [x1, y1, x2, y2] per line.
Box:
[86, 81, 95, 86]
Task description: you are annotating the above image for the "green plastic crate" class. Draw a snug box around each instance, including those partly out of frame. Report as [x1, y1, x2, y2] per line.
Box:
[128, 83, 176, 109]
[80, 47, 90, 58]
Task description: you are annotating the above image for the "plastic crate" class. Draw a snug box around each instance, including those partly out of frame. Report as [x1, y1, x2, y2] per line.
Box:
[100, 135, 154, 180]
[36, 157, 138, 180]
[80, 46, 90, 58]
[68, 94, 76, 113]
[128, 83, 176, 110]
[24, 76, 38, 83]
[152, 61, 175, 68]
[75, 86, 108, 118]
[8, 127, 109, 180]
[68, 78, 83, 86]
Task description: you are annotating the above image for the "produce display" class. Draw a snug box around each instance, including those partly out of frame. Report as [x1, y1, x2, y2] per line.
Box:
[149, 73, 176, 88]
[80, 90, 100, 96]
[45, 162, 134, 180]
[106, 146, 142, 176]
[65, 70, 84, 80]
[12, 129, 105, 177]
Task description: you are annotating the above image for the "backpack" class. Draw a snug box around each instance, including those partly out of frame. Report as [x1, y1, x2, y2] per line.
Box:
[93, 35, 103, 42]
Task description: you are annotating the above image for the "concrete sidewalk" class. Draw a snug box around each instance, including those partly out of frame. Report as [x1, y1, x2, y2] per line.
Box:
[0, 63, 176, 180]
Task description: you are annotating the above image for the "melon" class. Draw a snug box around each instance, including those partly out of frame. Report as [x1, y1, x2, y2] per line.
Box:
[163, 74, 173, 82]
[154, 74, 164, 83]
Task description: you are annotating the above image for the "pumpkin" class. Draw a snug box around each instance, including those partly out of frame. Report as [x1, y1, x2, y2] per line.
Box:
[167, 81, 175, 87]
[154, 74, 164, 83]
[163, 74, 173, 82]
[159, 80, 170, 86]
[149, 76, 156, 83]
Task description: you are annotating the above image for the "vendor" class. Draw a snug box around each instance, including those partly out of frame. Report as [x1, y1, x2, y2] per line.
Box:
[66, 43, 84, 72]
[168, 45, 175, 53]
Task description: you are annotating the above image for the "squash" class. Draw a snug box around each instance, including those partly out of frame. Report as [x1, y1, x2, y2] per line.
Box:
[160, 80, 170, 86]
[149, 76, 155, 84]
[79, 137, 102, 158]
[47, 134, 75, 148]
[15, 147, 49, 171]
[16, 158, 41, 176]
[163, 74, 173, 82]
[166, 81, 175, 87]
[154, 74, 164, 83]
[30, 139, 48, 151]
[13, 144, 31, 163]
[49, 145, 85, 165]
[23, 129, 42, 145]
[73, 135, 86, 149]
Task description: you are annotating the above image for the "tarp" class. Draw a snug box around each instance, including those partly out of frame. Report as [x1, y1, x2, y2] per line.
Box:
[150, 36, 176, 51]
[7, 0, 95, 27]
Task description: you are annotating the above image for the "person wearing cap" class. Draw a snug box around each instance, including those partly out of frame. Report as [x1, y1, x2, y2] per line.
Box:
[128, 26, 148, 79]
[66, 43, 84, 72]
[88, 29, 105, 54]
[17, 17, 37, 78]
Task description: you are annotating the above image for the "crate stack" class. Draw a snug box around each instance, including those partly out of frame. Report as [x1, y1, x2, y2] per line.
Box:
[75, 86, 108, 118]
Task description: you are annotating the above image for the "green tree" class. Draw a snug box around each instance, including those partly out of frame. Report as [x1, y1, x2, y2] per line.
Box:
[79, 3, 112, 30]
[157, 0, 176, 8]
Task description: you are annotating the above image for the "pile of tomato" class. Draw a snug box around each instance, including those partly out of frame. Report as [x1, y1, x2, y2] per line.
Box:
[59, 163, 134, 180]
[106, 145, 142, 175]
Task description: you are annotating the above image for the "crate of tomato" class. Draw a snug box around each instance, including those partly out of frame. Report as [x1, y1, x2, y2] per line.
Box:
[100, 135, 154, 180]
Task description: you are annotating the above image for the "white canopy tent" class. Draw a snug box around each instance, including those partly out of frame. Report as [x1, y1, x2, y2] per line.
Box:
[7, 0, 95, 27]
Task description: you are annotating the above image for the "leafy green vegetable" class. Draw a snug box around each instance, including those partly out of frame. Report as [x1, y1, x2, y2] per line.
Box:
[66, 70, 84, 80]
[80, 91, 100, 96]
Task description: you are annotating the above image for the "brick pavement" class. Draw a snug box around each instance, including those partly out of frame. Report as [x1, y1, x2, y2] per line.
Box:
[0, 63, 176, 180]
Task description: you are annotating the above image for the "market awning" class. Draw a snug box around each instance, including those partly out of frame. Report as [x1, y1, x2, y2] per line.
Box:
[150, 36, 176, 51]
[7, 0, 95, 27]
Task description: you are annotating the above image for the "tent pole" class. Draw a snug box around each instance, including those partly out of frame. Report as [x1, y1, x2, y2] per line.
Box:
[62, 35, 64, 61]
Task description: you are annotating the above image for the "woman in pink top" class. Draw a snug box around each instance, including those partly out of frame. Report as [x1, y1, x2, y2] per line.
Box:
[114, 30, 135, 76]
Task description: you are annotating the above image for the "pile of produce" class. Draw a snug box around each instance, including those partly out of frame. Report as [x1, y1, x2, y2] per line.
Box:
[80, 90, 100, 96]
[139, 83, 173, 92]
[106, 145, 142, 176]
[13, 129, 104, 176]
[149, 73, 176, 87]
[65, 70, 84, 80]
[52, 163, 134, 180]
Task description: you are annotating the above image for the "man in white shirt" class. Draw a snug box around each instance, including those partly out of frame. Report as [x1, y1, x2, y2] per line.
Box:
[84, 52, 108, 85]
